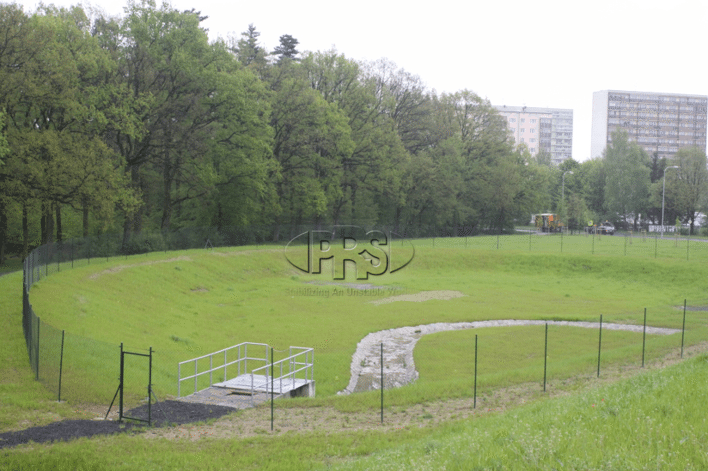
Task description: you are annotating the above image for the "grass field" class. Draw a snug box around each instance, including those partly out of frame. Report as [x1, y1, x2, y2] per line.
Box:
[3, 233, 708, 469]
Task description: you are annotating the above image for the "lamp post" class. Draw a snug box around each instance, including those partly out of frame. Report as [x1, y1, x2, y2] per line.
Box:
[562, 170, 574, 230]
[661, 165, 679, 238]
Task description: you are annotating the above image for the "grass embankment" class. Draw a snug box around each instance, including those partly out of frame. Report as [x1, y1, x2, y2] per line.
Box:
[20, 244, 708, 410]
[2, 243, 708, 468]
[326, 353, 708, 470]
[411, 231, 708, 261]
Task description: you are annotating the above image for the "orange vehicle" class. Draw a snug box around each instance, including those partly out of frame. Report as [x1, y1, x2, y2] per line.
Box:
[533, 213, 563, 233]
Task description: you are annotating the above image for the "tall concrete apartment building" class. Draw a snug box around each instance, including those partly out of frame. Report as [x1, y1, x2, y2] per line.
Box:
[495, 105, 573, 165]
[591, 90, 708, 160]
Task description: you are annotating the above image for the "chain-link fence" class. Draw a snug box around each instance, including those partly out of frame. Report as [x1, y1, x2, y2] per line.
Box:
[20, 225, 708, 426]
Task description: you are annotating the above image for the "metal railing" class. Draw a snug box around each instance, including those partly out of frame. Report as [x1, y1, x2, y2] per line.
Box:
[250, 346, 314, 397]
[177, 342, 269, 397]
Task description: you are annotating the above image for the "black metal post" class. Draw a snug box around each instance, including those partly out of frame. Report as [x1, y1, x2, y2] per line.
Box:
[148, 347, 153, 426]
[543, 323, 548, 392]
[681, 299, 686, 358]
[597, 315, 603, 377]
[35, 317, 40, 380]
[473, 334, 478, 409]
[592, 230, 595, 255]
[58, 330, 65, 402]
[271, 347, 274, 431]
[380, 342, 384, 424]
[642, 308, 647, 368]
[654, 233, 658, 258]
[119, 343, 124, 422]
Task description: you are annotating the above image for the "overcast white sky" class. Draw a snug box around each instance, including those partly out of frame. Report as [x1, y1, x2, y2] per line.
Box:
[12, 0, 708, 162]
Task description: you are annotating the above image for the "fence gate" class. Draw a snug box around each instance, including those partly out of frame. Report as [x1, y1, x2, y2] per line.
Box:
[106, 343, 154, 426]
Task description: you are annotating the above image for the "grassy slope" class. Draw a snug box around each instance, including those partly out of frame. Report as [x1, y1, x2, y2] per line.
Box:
[2, 243, 708, 469]
[22, 246, 708, 406]
[0, 272, 98, 431]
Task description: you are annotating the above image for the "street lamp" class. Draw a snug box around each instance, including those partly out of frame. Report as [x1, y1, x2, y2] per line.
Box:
[661, 165, 679, 238]
[562, 170, 574, 230]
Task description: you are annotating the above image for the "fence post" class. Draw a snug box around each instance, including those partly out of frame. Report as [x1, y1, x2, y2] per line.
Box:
[642, 308, 646, 368]
[148, 347, 153, 427]
[35, 317, 40, 380]
[271, 347, 274, 431]
[681, 299, 686, 358]
[543, 323, 548, 392]
[654, 233, 658, 258]
[58, 330, 65, 402]
[597, 315, 603, 377]
[473, 334, 478, 409]
[592, 230, 595, 255]
[380, 342, 384, 424]
[560, 230, 563, 253]
[687, 233, 690, 261]
[119, 343, 124, 422]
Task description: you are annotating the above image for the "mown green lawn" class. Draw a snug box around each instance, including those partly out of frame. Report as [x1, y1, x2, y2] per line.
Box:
[3, 238, 708, 469]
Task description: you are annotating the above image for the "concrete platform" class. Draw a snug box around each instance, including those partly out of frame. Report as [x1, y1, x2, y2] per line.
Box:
[213, 374, 315, 398]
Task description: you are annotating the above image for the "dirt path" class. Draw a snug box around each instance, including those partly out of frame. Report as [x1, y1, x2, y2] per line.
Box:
[138, 341, 707, 442]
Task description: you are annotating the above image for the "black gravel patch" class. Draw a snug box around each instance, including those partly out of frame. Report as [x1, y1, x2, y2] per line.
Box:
[0, 400, 237, 449]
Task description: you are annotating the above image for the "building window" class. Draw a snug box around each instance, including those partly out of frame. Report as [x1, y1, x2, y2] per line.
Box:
[521, 118, 525, 123]
[530, 119, 536, 123]
[530, 128, 535, 133]
[529, 138, 536, 142]
[521, 138, 525, 142]
[521, 128, 525, 133]
[510, 118, 516, 122]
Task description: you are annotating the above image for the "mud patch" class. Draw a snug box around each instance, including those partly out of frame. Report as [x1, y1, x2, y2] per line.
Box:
[88, 256, 192, 280]
[370, 290, 466, 305]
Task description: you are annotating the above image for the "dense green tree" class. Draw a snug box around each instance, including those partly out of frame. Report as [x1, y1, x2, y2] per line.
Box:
[231, 23, 268, 78]
[0, 4, 137, 247]
[272, 34, 299, 63]
[300, 51, 408, 225]
[362, 59, 432, 155]
[665, 147, 708, 234]
[603, 128, 651, 230]
[113, 2, 273, 239]
[267, 72, 353, 233]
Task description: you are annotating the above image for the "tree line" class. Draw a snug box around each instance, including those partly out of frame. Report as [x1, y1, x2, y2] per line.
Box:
[0, 2, 706, 264]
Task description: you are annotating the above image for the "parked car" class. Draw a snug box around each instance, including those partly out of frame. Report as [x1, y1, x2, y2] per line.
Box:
[598, 222, 615, 235]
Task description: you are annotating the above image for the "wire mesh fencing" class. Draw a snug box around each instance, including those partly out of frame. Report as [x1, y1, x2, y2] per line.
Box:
[18, 225, 708, 429]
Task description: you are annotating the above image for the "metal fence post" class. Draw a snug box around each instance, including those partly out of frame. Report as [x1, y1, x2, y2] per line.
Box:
[642, 308, 646, 368]
[681, 299, 686, 358]
[58, 330, 65, 402]
[597, 315, 603, 377]
[119, 343, 124, 422]
[148, 347, 153, 426]
[543, 323, 548, 392]
[271, 347, 274, 431]
[380, 342, 384, 424]
[473, 334, 478, 409]
[35, 317, 40, 380]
